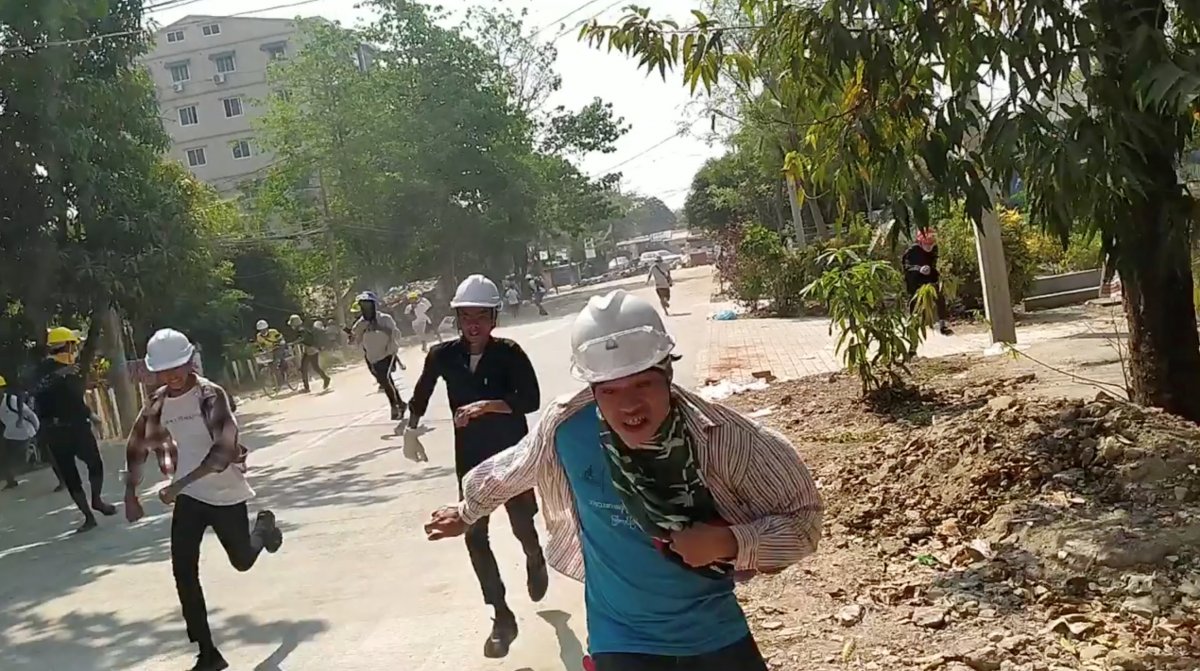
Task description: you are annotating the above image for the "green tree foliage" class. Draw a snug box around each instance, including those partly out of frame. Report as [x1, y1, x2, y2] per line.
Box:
[583, 0, 1200, 420]
[803, 247, 934, 394]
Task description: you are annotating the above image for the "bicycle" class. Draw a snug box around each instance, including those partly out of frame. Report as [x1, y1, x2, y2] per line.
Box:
[256, 349, 299, 398]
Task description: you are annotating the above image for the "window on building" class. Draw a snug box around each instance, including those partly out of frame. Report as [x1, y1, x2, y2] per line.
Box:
[186, 147, 207, 167]
[264, 43, 287, 60]
[201, 23, 221, 36]
[232, 140, 252, 160]
[166, 30, 184, 43]
[214, 53, 236, 74]
[222, 97, 243, 118]
[168, 63, 190, 83]
[178, 105, 198, 127]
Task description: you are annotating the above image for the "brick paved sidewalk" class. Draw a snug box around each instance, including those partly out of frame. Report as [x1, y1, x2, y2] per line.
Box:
[695, 301, 1099, 384]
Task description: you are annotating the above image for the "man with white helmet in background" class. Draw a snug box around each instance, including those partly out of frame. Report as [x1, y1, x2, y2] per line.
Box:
[124, 329, 282, 671]
[403, 273, 546, 659]
[350, 291, 407, 420]
[425, 290, 822, 671]
[288, 314, 330, 393]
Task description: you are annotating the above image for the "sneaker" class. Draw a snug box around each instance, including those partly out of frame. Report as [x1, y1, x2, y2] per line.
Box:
[322, 378, 331, 391]
[527, 555, 549, 602]
[483, 610, 518, 659]
[191, 646, 229, 671]
[253, 510, 283, 553]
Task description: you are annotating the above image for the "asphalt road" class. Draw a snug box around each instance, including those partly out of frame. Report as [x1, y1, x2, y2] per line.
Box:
[0, 268, 716, 671]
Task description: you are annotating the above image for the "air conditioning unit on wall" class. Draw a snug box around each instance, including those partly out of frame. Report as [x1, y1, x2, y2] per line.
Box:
[172, 82, 185, 93]
[213, 73, 226, 84]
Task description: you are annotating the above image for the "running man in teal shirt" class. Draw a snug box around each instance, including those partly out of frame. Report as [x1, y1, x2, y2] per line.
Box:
[424, 290, 822, 669]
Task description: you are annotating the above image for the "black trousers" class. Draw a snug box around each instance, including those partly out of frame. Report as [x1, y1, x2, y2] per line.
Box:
[367, 355, 404, 409]
[1, 438, 26, 483]
[906, 280, 948, 322]
[172, 495, 262, 648]
[464, 489, 542, 608]
[592, 635, 768, 671]
[300, 351, 329, 391]
[45, 424, 105, 501]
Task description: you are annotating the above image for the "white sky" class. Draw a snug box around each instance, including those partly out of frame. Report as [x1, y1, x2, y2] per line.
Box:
[149, 0, 722, 209]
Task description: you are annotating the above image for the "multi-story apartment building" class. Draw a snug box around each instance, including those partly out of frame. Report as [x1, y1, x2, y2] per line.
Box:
[141, 15, 301, 195]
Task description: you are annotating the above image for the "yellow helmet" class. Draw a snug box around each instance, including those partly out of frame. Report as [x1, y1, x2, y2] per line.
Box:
[0, 375, 7, 387]
[47, 327, 80, 346]
[408, 291, 420, 300]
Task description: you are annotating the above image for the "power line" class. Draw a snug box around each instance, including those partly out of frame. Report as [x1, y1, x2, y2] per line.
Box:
[531, 0, 608, 38]
[550, 0, 626, 41]
[0, 29, 142, 55]
[144, 0, 207, 13]
[228, 0, 322, 18]
[594, 122, 698, 175]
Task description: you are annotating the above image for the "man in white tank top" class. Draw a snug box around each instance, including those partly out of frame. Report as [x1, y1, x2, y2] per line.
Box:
[124, 329, 283, 671]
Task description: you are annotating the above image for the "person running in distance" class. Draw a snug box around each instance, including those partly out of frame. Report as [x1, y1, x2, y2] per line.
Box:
[405, 291, 439, 352]
[403, 274, 547, 659]
[647, 255, 673, 314]
[32, 327, 117, 532]
[124, 329, 282, 671]
[424, 290, 822, 671]
[288, 314, 330, 393]
[351, 291, 407, 420]
[528, 274, 549, 316]
[504, 283, 521, 320]
[0, 374, 39, 490]
[902, 228, 953, 336]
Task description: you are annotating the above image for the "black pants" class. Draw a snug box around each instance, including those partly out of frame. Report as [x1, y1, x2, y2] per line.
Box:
[367, 355, 404, 410]
[1, 438, 26, 483]
[465, 489, 542, 608]
[906, 280, 948, 322]
[300, 351, 329, 391]
[46, 424, 105, 503]
[593, 635, 768, 671]
[172, 495, 262, 648]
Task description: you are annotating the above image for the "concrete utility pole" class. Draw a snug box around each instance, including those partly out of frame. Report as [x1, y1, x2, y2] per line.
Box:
[973, 192, 1017, 344]
[785, 175, 808, 246]
[963, 93, 1017, 344]
[101, 307, 139, 436]
[316, 170, 347, 330]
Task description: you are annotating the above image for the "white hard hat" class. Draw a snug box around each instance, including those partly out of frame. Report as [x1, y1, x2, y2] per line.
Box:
[450, 274, 502, 309]
[145, 328, 196, 373]
[570, 290, 675, 383]
[313, 320, 325, 330]
[256, 319, 268, 330]
[288, 314, 302, 325]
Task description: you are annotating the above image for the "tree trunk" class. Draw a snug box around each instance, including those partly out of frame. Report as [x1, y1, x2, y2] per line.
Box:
[1121, 209, 1200, 421]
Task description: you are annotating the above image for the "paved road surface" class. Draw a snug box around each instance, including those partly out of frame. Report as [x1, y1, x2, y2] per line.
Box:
[0, 269, 715, 671]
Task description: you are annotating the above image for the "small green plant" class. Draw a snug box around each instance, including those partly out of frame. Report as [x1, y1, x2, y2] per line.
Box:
[802, 246, 935, 394]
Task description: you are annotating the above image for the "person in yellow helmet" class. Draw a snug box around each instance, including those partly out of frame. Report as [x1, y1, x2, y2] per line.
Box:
[33, 326, 117, 532]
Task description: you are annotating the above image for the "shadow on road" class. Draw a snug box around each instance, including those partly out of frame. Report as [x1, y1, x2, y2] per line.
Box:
[0, 606, 328, 671]
[538, 610, 585, 671]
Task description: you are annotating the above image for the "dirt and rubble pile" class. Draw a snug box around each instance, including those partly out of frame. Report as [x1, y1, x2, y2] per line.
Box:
[823, 383, 1200, 538]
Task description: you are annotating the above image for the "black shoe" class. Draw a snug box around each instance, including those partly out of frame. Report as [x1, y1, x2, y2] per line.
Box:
[483, 610, 518, 659]
[92, 499, 117, 516]
[253, 510, 283, 553]
[300, 387, 311, 394]
[390, 405, 402, 421]
[939, 324, 954, 336]
[322, 378, 331, 391]
[191, 646, 229, 671]
[54, 483, 65, 493]
[527, 555, 549, 602]
[76, 517, 98, 534]
[3, 480, 18, 490]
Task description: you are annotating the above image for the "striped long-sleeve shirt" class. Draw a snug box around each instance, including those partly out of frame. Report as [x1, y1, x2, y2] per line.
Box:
[459, 385, 823, 581]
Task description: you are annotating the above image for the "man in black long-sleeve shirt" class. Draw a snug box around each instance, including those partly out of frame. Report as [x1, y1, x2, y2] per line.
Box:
[403, 274, 547, 659]
[902, 228, 952, 335]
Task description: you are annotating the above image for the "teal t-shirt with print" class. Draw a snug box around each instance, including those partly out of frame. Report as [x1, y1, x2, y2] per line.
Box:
[553, 404, 748, 655]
